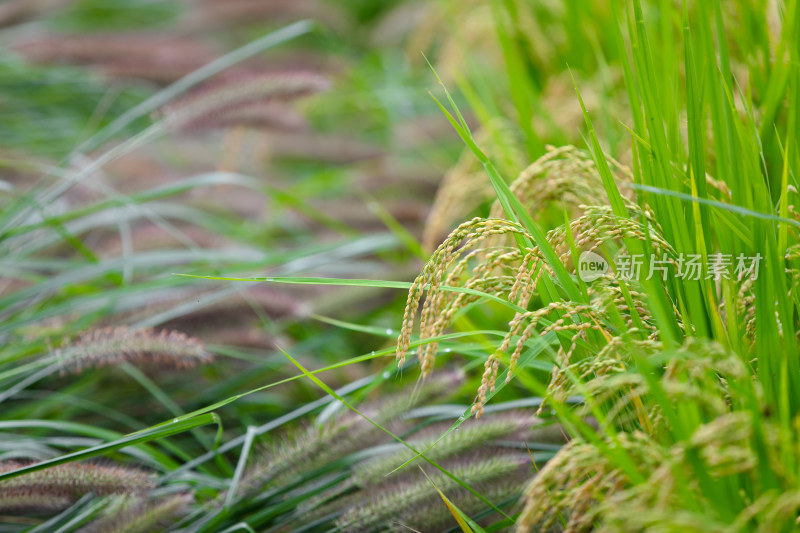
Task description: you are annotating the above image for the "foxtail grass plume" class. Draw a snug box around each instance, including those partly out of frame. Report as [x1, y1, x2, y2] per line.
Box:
[339, 454, 532, 532]
[294, 410, 550, 531]
[57, 326, 212, 375]
[94, 223, 232, 258]
[241, 374, 557, 531]
[243, 371, 466, 491]
[192, 0, 348, 32]
[16, 34, 218, 84]
[260, 131, 384, 164]
[84, 493, 193, 533]
[0, 461, 155, 513]
[353, 412, 540, 486]
[0, 0, 68, 28]
[190, 101, 309, 132]
[160, 71, 330, 133]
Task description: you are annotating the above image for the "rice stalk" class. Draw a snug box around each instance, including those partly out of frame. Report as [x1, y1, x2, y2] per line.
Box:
[515, 432, 665, 533]
[396, 217, 535, 373]
[515, 340, 778, 532]
[487, 145, 630, 222]
[398, 194, 676, 417]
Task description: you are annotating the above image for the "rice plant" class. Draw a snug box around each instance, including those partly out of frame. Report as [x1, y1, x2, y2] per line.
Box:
[389, 1, 800, 531]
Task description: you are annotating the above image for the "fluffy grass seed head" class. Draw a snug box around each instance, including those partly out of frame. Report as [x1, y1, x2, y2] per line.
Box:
[339, 453, 531, 532]
[243, 371, 466, 491]
[83, 493, 193, 533]
[160, 71, 330, 133]
[56, 326, 212, 375]
[0, 461, 155, 513]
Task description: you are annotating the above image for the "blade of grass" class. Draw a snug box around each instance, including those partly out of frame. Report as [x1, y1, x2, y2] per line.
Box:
[0, 413, 219, 482]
